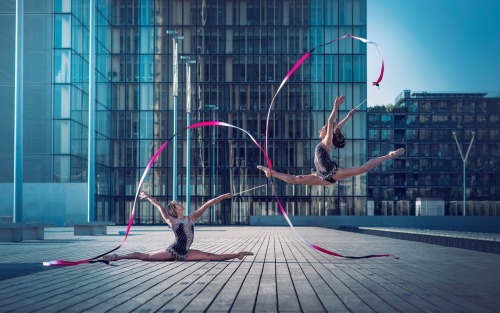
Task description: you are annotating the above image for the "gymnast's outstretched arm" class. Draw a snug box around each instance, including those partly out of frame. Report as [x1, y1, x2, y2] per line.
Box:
[336, 107, 358, 131]
[140, 191, 172, 226]
[189, 193, 233, 221]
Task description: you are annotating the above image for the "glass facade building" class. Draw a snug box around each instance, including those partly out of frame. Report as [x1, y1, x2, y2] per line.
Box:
[1, 0, 369, 225]
[367, 90, 500, 216]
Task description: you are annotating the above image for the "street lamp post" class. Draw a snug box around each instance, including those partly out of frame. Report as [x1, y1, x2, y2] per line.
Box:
[166, 30, 183, 201]
[13, 0, 24, 223]
[180, 56, 196, 214]
[205, 104, 218, 224]
[87, 0, 96, 222]
[452, 131, 476, 216]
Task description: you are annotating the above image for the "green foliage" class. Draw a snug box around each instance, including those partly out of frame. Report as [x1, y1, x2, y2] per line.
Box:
[368, 102, 405, 113]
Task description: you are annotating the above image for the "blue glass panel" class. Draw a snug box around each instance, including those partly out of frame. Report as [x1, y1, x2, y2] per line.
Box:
[53, 85, 70, 118]
[55, 0, 71, 13]
[54, 50, 71, 83]
[311, 0, 324, 26]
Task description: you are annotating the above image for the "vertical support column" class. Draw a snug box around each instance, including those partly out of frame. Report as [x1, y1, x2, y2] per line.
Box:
[167, 31, 183, 201]
[181, 56, 196, 213]
[87, 0, 96, 222]
[13, 0, 24, 223]
[205, 104, 218, 224]
[462, 163, 466, 215]
[186, 61, 191, 212]
[211, 108, 215, 224]
[172, 37, 178, 201]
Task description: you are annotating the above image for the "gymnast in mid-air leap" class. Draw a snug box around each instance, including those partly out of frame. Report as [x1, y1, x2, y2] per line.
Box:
[258, 95, 404, 185]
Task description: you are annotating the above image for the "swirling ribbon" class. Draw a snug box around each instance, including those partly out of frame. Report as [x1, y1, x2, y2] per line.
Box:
[43, 121, 272, 266]
[264, 34, 397, 259]
[265, 34, 383, 154]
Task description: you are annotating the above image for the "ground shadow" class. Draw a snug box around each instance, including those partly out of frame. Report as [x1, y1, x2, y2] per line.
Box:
[0, 263, 57, 281]
[0, 239, 98, 245]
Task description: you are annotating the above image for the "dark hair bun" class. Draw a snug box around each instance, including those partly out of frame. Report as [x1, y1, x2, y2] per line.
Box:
[332, 129, 347, 148]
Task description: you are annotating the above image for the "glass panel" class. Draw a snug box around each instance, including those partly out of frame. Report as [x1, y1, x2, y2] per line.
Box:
[139, 139, 153, 166]
[324, 0, 339, 26]
[353, 82, 366, 106]
[324, 55, 338, 82]
[55, 15, 71, 48]
[54, 120, 70, 154]
[53, 85, 70, 118]
[55, 0, 71, 13]
[139, 111, 153, 139]
[54, 155, 70, 182]
[353, 55, 366, 82]
[369, 129, 379, 141]
[339, 0, 353, 25]
[139, 55, 152, 82]
[339, 55, 352, 82]
[311, 55, 324, 82]
[310, 0, 324, 26]
[54, 50, 71, 83]
[139, 83, 153, 109]
[353, 0, 366, 25]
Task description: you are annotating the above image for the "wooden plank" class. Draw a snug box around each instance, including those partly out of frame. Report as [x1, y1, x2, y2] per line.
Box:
[1, 226, 500, 312]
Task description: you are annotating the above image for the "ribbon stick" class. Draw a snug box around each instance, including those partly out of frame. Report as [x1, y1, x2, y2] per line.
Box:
[233, 184, 267, 196]
[44, 121, 272, 266]
[354, 99, 368, 111]
[263, 34, 398, 259]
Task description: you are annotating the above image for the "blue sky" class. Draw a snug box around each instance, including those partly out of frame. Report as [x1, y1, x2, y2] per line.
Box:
[366, 0, 500, 105]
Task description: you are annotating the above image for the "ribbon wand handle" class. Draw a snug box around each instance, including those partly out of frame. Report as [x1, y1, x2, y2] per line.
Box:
[233, 184, 267, 196]
[354, 98, 367, 110]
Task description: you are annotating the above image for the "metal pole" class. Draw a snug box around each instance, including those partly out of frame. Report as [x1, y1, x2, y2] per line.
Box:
[14, 0, 24, 223]
[186, 78, 190, 213]
[205, 104, 218, 224]
[212, 110, 215, 224]
[167, 31, 183, 201]
[463, 132, 476, 215]
[181, 56, 195, 213]
[87, 0, 96, 222]
[452, 131, 475, 216]
[463, 163, 466, 215]
[172, 36, 178, 202]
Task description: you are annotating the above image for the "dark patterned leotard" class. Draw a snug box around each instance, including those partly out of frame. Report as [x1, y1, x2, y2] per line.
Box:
[167, 216, 195, 261]
[314, 142, 339, 184]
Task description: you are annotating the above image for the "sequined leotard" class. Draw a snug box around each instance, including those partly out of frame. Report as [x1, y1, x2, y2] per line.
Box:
[167, 216, 195, 261]
[314, 142, 339, 184]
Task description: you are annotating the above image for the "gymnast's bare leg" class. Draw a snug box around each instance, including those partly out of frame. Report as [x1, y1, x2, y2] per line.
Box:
[332, 148, 404, 180]
[257, 166, 331, 185]
[257, 148, 404, 185]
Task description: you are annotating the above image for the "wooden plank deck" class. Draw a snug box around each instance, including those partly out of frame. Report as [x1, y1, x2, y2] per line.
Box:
[1, 226, 499, 312]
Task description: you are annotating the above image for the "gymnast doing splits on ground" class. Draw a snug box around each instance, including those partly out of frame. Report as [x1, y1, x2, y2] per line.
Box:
[102, 192, 253, 262]
[258, 95, 404, 186]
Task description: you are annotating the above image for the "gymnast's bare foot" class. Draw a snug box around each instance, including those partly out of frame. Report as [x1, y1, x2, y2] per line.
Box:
[388, 148, 404, 159]
[257, 165, 272, 178]
[237, 251, 254, 260]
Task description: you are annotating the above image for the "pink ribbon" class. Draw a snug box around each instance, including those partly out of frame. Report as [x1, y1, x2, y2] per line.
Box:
[349, 35, 385, 86]
[43, 121, 272, 266]
[265, 34, 383, 154]
[264, 34, 397, 259]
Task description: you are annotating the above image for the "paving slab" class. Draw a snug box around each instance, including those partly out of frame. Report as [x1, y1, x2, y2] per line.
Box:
[0, 226, 499, 312]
